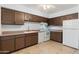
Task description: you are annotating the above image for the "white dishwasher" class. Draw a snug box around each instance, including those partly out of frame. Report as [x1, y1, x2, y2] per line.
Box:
[38, 31, 50, 43]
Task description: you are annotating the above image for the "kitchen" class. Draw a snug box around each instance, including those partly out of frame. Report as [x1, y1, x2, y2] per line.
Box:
[0, 4, 79, 54]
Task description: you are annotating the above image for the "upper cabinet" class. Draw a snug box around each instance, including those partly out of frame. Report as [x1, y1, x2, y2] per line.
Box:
[30, 14, 48, 23]
[1, 7, 48, 25]
[1, 7, 24, 25]
[24, 13, 48, 23]
[24, 13, 31, 21]
[48, 17, 62, 26]
[1, 7, 15, 24]
[48, 13, 78, 26]
[15, 11, 24, 25]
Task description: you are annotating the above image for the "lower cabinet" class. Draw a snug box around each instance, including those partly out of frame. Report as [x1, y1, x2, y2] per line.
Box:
[25, 33, 38, 47]
[15, 34, 25, 50]
[0, 36, 15, 53]
[0, 32, 38, 53]
[50, 32, 62, 43]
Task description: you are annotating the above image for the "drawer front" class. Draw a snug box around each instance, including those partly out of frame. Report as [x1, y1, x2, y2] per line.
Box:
[26, 33, 38, 36]
[1, 36, 15, 40]
[15, 34, 25, 38]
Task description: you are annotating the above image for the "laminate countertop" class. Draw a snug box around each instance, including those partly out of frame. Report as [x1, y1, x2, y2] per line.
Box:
[0, 30, 39, 37]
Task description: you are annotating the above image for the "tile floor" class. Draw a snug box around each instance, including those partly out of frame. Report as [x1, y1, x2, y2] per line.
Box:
[12, 40, 79, 54]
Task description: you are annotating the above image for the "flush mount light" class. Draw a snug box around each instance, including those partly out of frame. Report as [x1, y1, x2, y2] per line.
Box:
[40, 4, 56, 10]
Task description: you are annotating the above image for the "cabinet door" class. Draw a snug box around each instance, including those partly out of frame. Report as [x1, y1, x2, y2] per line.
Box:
[0, 36, 15, 53]
[25, 33, 38, 47]
[24, 13, 30, 21]
[1, 8, 15, 24]
[15, 35, 25, 50]
[15, 11, 24, 24]
[38, 17, 47, 23]
[30, 15, 47, 23]
[50, 32, 62, 43]
[50, 17, 62, 26]
[30, 15, 37, 22]
[38, 32, 45, 43]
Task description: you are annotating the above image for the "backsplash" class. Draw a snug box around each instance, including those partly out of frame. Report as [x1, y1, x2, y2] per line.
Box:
[2, 22, 28, 31]
[2, 22, 46, 31]
[0, 6, 1, 34]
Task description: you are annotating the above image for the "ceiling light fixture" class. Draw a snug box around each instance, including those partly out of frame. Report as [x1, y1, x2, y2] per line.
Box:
[40, 4, 55, 10]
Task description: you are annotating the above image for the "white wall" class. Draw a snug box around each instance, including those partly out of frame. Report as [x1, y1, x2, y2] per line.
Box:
[49, 6, 78, 18]
[28, 22, 41, 30]
[2, 22, 43, 31]
[2, 22, 28, 31]
[0, 6, 1, 34]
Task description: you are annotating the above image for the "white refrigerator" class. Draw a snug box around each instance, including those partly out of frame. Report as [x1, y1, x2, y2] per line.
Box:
[63, 19, 79, 49]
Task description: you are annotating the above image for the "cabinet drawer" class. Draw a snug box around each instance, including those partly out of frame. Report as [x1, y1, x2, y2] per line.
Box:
[25, 33, 38, 36]
[15, 34, 25, 38]
[1, 36, 15, 40]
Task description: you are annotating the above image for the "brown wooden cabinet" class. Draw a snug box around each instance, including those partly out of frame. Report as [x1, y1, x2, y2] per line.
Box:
[1, 7, 24, 25]
[0, 32, 38, 53]
[31, 15, 47, 23]
[48, 17, 62, 26]
[25, 33, 38, 47]
[1, 7, 15, 24]
[0, 36, 15, 53]
[24, 13, 48, 23]
[48, 13, 78, 26]
[50, 32, 62, 43]
[1, 7, 48, 24]
[15, 34, 25, 50]
[15, 11, 24, 24]
[24, 13, 32, 21]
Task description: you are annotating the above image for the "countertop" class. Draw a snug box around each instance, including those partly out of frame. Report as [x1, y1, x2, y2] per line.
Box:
[50, 30, 63, 32]
[0, 30, 39, 36]
[48, 26, 63, 32]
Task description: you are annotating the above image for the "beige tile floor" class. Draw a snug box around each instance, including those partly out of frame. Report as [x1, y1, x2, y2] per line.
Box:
[12, 40, 79, 54]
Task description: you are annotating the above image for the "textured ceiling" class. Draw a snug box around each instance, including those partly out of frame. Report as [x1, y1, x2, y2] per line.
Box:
[23, 4, 77, 14]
